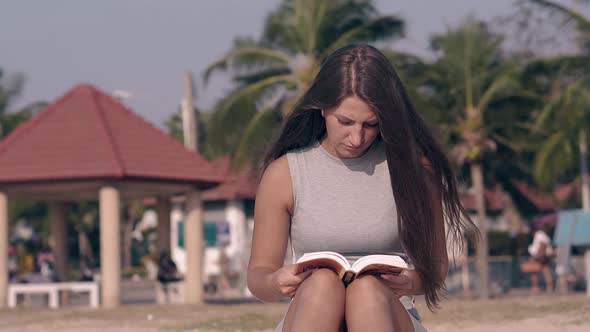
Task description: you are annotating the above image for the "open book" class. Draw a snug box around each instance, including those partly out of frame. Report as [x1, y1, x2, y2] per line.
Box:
[295, 251, 408, 286]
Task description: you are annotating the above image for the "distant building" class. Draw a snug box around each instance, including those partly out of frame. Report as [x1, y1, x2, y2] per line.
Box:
[167, 156, 257, 291]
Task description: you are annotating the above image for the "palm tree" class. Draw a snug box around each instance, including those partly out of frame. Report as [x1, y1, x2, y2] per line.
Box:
[0, 69, 45, 138]
[164, 107, 213, 158]
[422, 19, 527, 299]
[204, 0, 404, 168]
[528, 0, 590, 209]
[533, 76, 590, 205]
[0, 70, 25, 137]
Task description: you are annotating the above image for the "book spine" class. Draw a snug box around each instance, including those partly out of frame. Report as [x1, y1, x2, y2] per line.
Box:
[342, 271, 356, 286]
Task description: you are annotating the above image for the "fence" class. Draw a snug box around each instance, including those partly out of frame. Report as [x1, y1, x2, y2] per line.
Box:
[446, 255, 587, 295]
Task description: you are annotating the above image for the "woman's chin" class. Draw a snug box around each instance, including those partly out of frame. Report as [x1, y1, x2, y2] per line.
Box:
[339, 147, 365, 158]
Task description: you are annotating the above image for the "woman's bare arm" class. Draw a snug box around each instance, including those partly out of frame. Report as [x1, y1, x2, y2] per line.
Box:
[247, 155, 294, 302]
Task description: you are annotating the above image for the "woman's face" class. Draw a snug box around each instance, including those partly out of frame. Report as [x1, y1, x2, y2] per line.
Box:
[321, 96, 380, 159]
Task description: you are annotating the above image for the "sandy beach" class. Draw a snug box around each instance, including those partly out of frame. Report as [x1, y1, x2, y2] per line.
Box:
[0, 293, 588, 331]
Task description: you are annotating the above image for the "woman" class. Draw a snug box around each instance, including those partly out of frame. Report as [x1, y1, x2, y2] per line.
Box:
[527, 224, 554, 294]
[248, 44, 476, 332]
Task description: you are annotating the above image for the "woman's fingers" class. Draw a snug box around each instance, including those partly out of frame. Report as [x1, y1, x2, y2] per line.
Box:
[296, 269, 314, 280]
[380, 273, 409, 285]
[380, 274, 401, 283]
[379, 269, 414, 295]
[284, 269, 313, 286]
[276, 266, 315, 297]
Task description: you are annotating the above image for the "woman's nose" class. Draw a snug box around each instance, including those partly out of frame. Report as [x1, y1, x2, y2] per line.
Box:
[349, 129, 364, 146]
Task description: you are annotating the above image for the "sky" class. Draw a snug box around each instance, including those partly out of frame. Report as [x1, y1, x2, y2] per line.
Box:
[0, 0, 587, 129]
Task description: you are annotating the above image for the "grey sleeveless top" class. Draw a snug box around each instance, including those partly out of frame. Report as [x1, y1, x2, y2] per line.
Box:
[286, 140, 404, 261]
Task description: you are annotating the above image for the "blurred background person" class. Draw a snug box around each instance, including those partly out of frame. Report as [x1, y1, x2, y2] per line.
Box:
[525, 223, 555, 294]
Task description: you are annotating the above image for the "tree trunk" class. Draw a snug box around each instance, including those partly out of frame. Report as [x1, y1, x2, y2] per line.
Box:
[461, 237, 471, 299]
[471, 162, 489, 299]
[182, 71, 197, 152]
[579, 130, 590, 297]
[579, 130, 590, 211]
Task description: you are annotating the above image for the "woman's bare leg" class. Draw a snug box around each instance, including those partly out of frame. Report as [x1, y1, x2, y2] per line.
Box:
[530, 273, 540, 294]
[345, 275, 414, 332]
[281, 268, 346, 332]
[542, 266, 553, 294]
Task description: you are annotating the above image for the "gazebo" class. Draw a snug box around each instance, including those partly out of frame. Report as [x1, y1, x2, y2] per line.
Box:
[0, 84, 224, 308]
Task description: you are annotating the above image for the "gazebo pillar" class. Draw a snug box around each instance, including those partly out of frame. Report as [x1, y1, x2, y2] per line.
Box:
[0, 192, 8, 308]
[156, 197, 172, 255]
[49, 202, 68, 281]
[99, 186, 121, 308]
[184, 189, 203, 304]
[226, 199, 247, 293]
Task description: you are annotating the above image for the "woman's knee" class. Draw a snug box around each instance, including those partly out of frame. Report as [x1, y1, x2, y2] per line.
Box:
[296, 268, 345, 303]
[346, 275, 391, 305]
[300, 268, 345, 292]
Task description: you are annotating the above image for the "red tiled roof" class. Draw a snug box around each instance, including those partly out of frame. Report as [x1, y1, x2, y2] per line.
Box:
[510, 179, 558, 210]
[554, 182, 578, 202]
[0, 84, 225, 187]
[460, 187, 506, 212]
[510, 179, 582, 211]
[202, 156, 258, 201]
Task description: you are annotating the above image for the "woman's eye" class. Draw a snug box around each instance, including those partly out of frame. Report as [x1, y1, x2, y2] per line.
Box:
[338, 120, 352, 125]
[365, 123, 379, 128]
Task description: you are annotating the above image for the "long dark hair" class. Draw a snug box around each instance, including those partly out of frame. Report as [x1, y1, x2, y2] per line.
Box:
[263, 44, 477, 310]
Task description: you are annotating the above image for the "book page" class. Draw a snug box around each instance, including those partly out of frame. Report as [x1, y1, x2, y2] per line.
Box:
[350, 254, 407, 276]
[295, 252, 350, 278]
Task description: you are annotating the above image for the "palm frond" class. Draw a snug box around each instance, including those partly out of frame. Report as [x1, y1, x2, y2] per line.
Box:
[223, 74, 294, 109]
[534, 131, 575, 187]
[524, 54, 590, 75]
[477, 69, 518, 112]
[321, 16, 405, 58]
[490, 131, 540, 152]
[529, 0, 590, 32]
[0, 72, 25, 115]
[316, 0, 380, 53]
[206, 95, 258, 158]
[231, 109, 283, 171]
[294, 0, 329, 54]
[534, 77, 590, 130]
[234, 67, 292, 86]
[203, 46, 290, 84]
[206, 75, 292, 157]
[278, 91, 304, 116]
[262, 0, 300, 52]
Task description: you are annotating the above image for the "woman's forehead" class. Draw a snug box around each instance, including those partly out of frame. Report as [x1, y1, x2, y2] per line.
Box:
[331, 96, 376, 119]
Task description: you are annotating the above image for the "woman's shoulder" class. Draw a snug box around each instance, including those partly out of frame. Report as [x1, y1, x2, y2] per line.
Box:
[262, 155, 290, 180]
[286, 142, 319, 157]
[259, 155, 291, 192]
[257, 155, 294, 212]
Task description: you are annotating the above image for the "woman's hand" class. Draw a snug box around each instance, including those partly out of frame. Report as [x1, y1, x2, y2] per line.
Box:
[378, 269, 423, 298]
[268, 264, 314, 299]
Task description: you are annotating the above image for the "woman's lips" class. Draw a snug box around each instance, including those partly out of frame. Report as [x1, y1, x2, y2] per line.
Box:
[344, 145, 362, 152]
